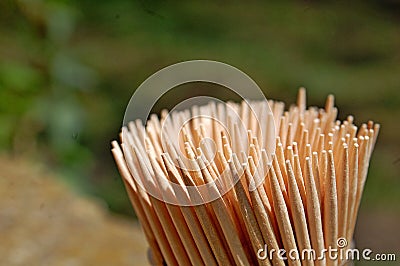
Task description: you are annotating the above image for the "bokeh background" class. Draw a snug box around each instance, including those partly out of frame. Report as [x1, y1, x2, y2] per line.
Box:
[1, 0, 399, 265]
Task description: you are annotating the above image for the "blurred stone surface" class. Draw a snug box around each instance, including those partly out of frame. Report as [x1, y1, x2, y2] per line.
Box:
[0, 155, 148, 266]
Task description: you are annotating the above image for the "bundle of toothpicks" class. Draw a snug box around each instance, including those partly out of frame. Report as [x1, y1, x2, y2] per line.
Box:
[112, 88, 379, 266]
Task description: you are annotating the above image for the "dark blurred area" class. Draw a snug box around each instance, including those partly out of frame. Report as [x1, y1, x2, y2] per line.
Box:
[0, 1, 399, 260]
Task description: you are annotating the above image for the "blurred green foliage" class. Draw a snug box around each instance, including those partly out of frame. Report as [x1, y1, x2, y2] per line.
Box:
[0, 0, 399, 216]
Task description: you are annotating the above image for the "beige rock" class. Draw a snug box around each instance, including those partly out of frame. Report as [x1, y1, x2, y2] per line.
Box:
[0, 155, 148, 266]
